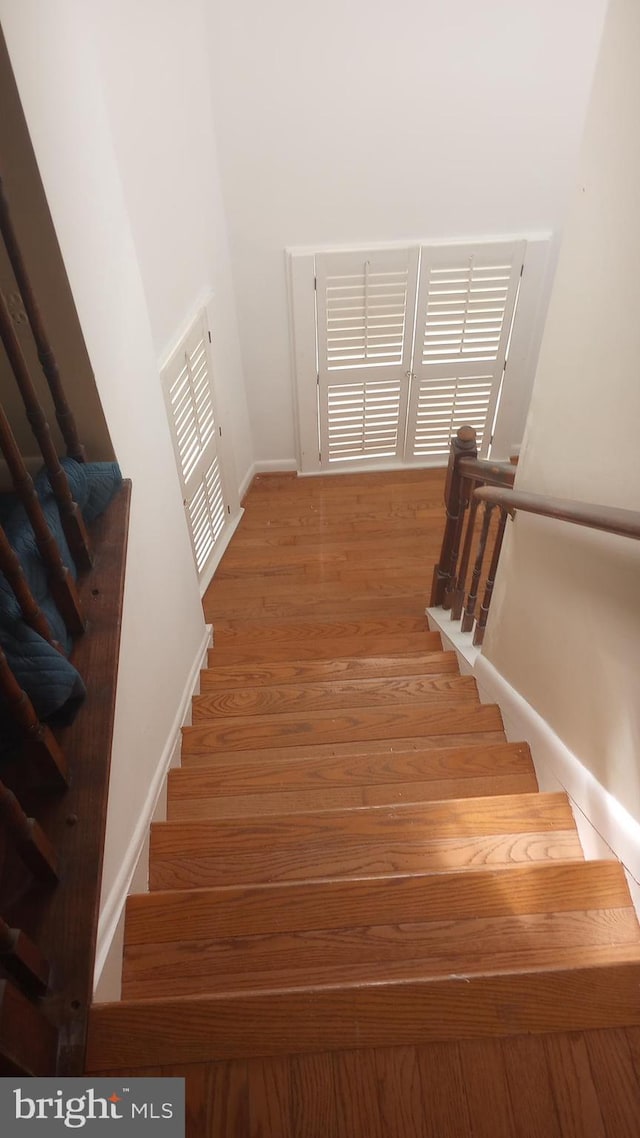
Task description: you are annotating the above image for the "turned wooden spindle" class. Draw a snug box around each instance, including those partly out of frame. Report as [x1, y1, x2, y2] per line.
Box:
[461, 500, 496, 634]
[473, 507, 509, 646]
[429, 426, 478, 608]
[0, 290, 92, 572]
[0, 776, 59, 884]
[0, 523, 57, 647]
[0, 643, 68, 787]
[0, 174, 86, 464]
[450, 491, 480, 621]
[0, 915, 49, 995]
[0, 399, 84, 636]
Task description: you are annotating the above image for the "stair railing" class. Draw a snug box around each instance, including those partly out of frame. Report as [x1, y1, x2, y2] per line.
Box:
[0, 174, 129, 1076]
[430, 426, 515, 645]
[432, 427, 640, 647]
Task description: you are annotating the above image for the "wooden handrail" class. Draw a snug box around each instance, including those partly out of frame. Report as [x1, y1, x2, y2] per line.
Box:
[473, 487, 640, 542]
[458, 457, 516, 490]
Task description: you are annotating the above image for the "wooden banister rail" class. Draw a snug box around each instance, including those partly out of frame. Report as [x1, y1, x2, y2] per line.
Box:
[473, 486, 640, 542]
[0, 289, 92, 572]
[430, 427, 515, 645]
[0, 174, 86, 464]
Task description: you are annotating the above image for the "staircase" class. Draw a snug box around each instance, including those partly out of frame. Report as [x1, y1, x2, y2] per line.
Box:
[87, 469, 640, 1074]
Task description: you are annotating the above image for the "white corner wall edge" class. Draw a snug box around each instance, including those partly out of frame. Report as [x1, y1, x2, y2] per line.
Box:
[473, 652, 640, 909]
[239, 459, 298, 500]
[93, 622, 213, 992]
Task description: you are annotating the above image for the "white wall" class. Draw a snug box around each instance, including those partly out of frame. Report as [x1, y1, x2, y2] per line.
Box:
[89, 0, 254, 488]
[484, 0, 640, 822]
[0, 0, 215, 949]
[207, 0, 608, 465]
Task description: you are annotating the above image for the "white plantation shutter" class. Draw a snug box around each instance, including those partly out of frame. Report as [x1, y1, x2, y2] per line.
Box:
[405, 241, 525, 462]
[162, 313, 229, 578]
[315, 248, 419, 466]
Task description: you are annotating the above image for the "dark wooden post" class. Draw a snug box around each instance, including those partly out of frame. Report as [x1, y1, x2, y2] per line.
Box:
[0, 644, 68, 788]
[0, 917, 50, 995]
[0, 777, 59, 884]
[429, 426, 478, 607]
[450, 492, 480, 621]
[0, 290, 92, 572]
[0, 523, 58, 647]
[473, 507, 509, 646]
[0, 174, 86, 463]
[0, 399, 84, 636]
[461, 501, 495, 634]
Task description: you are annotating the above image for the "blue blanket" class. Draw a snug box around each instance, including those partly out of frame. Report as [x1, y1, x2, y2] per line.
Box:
[0, 460, 122, 749]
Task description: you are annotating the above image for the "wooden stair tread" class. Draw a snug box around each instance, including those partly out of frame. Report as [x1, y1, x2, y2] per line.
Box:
[87, 959, 640, 1069]
[122, 912, 640, 999]
[166, 772, 539, 819]
[200, 650, 458, 688]
[153, 793, 576, 853]
[192, 674, 479, 720]
[208, 633, 445, 666]
[150, 792, 580, 889]
[212, 617, 433, 642]
[180, 732, 509, 767]
[126, 860, 632, 944]
[149, 830, 583, 889]
[170, 741, 534, 795]
[182, 702, 504, 753]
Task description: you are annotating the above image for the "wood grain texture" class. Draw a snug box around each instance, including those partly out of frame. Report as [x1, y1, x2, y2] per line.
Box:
[122, 910, 640, 999]
[200, 650, 458, 688]
[167, 773, 539, 820]
[418, 1041, 472, 1138]
[192, 673, 478, 720]
[180, 731, 509, 768]
[502, 1033, 562, 1138]
[172, 741, 531, 793]
[125, 861, 631, 946]
[544, 1032, 607, 1138]
[87, 960, 640, 1069]
[149, 830, 583, 891]
[459, 1038, 515, 1138]
[583, 1028, 640, 1138]
[182, 702, 504, 753]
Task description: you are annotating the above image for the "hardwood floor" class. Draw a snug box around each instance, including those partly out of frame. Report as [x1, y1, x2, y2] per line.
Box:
[87, 468, 640, 1134]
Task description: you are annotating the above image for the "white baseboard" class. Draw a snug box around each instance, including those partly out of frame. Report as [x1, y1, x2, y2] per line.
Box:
[239, 459, 298, 501]
[426, 607, 479, 675]
[474, 653, 640, 903]
[93, 622, 213, 994]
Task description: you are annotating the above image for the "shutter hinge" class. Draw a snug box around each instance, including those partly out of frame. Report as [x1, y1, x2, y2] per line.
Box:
[208, 330, 212, 342]
[316, 374, 320, 386]
[314, 276, 317, 291]
[219, 427, 222, 437]
[227, 505, 231, 514]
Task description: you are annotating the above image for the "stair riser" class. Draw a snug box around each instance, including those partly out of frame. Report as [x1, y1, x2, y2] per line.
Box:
[126, 862, 631, 945]
[87, 961, 640, 1070]
[182, 704, 504, 754]
[150, 831, 583, 890]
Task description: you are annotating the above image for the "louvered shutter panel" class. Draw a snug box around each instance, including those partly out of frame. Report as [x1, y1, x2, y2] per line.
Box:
[162, 314, 228, 578]
[404, 241, 525, 462]
[315, 248, 419, 466]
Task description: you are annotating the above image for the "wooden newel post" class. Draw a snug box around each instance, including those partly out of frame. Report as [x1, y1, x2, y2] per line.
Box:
[0, 174, 86, 464]
[429, 426, 478, 607]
